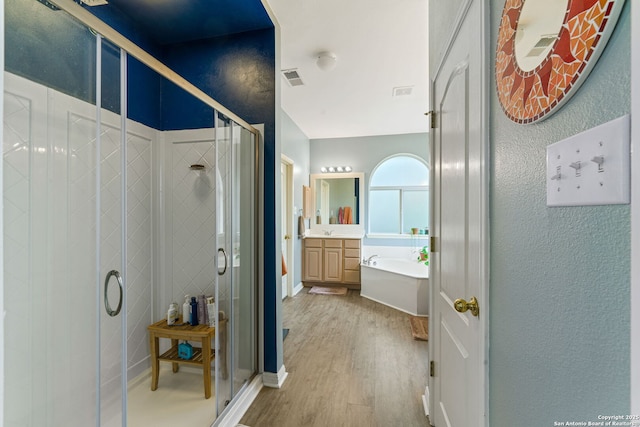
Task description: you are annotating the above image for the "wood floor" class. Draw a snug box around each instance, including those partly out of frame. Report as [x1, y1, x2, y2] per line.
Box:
[240, 288, 430, 427]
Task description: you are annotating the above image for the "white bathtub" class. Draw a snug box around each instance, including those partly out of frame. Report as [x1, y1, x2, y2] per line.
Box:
[360, 258, 429, 316]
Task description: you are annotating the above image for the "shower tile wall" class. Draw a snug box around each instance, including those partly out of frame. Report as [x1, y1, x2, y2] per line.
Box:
[3, 72, 155, 424]
[166, 133, 218, 306]
[3, 74, 51, 426]
[125, 128, 153, 378]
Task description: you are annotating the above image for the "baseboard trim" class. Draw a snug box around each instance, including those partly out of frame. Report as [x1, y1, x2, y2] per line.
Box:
[293, 282, 304, 296]
[262, 364, 288, 388]
[422, 385, 430, 417]
[214, 374, 263, 427]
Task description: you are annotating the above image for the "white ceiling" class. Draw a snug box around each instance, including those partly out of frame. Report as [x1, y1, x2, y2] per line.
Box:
[265, 0, 429, 140]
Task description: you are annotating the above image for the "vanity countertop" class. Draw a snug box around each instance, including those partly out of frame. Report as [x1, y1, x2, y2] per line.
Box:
[303, 233, 364, 240]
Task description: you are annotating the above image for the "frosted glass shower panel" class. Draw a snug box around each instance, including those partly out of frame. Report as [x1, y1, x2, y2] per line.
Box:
[231, 122, 257, 397]
[215, 114, 258, 416]
[215, 112, 234, 415]
[98, 37, 125, 426]
[3, 1, 102, 424]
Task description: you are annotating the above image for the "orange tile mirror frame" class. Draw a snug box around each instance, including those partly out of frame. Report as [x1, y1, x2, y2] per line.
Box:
[496, 0, 627, 124]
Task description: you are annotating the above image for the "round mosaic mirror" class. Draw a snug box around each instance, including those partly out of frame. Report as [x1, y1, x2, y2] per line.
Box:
[496, 0, 627, 124]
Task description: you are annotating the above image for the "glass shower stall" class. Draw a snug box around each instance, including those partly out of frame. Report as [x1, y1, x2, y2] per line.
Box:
[3, 0, 259, 425]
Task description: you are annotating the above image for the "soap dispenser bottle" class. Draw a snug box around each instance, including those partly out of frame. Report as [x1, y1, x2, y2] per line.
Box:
[182, 295, 190, 324]
[189, 296, 199, 326]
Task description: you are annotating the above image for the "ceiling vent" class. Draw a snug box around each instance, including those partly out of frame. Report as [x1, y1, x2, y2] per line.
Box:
[80, 0, 109, 6]
[392, 86, 413, 97]
[526, 34, 557, 57]
[281, 69, 305, 87]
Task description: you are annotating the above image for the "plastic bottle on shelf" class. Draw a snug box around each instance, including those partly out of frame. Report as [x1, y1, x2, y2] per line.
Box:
[167, 303, 177, 325]
[197, 295, 206, 325]
[182, 295, 190, 324]
[207, 297, 216, 327]
[189, 296, 199, 326]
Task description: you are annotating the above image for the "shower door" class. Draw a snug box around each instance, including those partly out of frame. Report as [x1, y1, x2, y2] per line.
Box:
[3, 1, 126, 424]
[214, 113, 258, 417]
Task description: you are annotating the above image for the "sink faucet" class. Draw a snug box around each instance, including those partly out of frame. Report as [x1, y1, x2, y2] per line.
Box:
[364, 254, 379, 265]
[324, 230, 334, 236]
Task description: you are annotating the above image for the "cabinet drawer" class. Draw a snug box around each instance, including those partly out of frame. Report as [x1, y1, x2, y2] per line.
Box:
[344, 248, 360, 258]
[304, 238, 323, 248]
[344, 257, 360, 271]
[324, 239, 343, 248]
[343, 270, 360, 284]
[344, 239, 361, 249]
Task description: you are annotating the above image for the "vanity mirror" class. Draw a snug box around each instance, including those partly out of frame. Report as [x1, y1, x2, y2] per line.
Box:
[310, 172, 365, 228]
[496, 0, 626, 124]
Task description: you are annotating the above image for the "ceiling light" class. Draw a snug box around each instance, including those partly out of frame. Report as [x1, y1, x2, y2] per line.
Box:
[316, 51, 337, 71]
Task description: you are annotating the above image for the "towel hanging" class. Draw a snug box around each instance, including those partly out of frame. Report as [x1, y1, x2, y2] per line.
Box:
[298, 214, 305, 238]
[281, 253, 288, 276]
[344, 206, 353, 224]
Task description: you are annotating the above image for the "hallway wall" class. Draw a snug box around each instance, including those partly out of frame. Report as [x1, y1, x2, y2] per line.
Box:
[280, 111, 310, 289]
[488, 1, 631, 425]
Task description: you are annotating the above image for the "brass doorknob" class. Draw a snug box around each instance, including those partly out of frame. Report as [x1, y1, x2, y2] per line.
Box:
[284, 235, 291, 240]
[453, 296, 479, 317]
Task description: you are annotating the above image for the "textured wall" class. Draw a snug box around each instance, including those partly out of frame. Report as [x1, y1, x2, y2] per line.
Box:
[310, 133, 429, 247]
[489, 1, 631, 425]
[281, 111, 310, 288]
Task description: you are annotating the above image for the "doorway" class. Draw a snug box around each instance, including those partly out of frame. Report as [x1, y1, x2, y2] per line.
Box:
[280, 155, 294, 300]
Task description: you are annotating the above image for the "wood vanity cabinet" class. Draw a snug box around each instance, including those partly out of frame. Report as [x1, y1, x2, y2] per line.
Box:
[302, 238, 361, 288]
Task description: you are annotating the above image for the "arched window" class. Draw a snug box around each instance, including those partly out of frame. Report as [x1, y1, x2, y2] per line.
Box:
[368, 155, 429, 235]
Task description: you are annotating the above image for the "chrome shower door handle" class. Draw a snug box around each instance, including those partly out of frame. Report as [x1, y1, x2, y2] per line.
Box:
[218, 248, 228, 276]
[104, 270, 123, 317]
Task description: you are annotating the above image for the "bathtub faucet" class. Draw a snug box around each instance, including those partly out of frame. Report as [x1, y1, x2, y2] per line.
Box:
[364, 254, 379, 265]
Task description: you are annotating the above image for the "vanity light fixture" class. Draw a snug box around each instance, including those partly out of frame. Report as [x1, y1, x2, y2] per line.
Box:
[319, 166, 353, 173]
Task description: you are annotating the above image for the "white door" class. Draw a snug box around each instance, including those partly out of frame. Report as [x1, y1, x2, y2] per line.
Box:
[429, 0, 488, 425]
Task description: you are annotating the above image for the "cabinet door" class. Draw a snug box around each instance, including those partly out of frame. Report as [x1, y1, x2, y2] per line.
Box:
[324, 247, 343, 282]
[303, 247, 323, 282]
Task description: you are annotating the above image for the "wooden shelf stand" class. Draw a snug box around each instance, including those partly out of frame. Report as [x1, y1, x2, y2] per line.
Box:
[147, 316, 227, 399]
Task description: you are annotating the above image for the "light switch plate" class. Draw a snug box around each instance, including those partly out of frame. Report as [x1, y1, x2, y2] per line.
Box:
[546, 114, 630, 207]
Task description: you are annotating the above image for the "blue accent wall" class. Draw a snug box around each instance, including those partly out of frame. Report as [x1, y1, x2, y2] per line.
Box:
[6, 0, 97, 106]
[106, 0, 274, 45]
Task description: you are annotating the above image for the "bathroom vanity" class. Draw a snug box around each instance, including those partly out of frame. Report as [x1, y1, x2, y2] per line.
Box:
[302, 237, 362, 289]
[303, 172, 365, 289]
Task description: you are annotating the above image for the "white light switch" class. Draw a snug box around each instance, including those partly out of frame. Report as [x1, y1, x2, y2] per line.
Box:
[546, 115, 630, 207]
